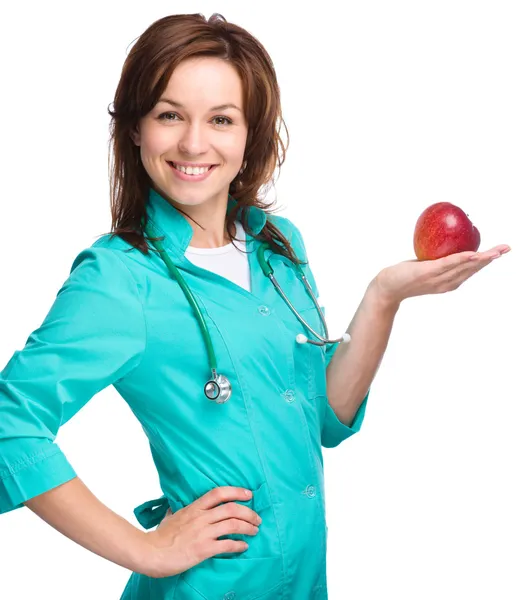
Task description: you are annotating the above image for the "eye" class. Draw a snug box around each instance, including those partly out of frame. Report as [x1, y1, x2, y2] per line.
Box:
[212, 116, 233, 127]
[158, 112, 179, 121]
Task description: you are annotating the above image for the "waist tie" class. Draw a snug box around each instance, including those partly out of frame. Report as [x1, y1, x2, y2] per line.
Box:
[134, 495, 181, 530]
[133, 482, 271, 530]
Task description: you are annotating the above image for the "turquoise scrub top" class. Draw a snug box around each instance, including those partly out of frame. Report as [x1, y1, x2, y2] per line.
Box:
[0, 188, 369, 599]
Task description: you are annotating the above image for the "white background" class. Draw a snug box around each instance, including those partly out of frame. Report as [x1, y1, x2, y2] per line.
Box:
[1, 1, 521, 598]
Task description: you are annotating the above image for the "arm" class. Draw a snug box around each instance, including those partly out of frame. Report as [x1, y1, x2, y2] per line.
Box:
[0, 246, 145, 515]
[325, 279, 400, 426]
[286, 220, 396, 446]
[1, 246, 153, 573]
[25, 478, 265, 579]
[325, 241, 509, 427]
[24, 476, 153, 575]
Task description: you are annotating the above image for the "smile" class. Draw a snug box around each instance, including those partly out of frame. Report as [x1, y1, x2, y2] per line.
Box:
[167, 161, 218, 182]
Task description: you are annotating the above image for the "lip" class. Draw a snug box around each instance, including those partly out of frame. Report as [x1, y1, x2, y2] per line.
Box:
[169, 160, 216, 168]
[167, 161, 217, 182]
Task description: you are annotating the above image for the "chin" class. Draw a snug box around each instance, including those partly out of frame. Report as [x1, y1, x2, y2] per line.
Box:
[165, 188, 223, 208]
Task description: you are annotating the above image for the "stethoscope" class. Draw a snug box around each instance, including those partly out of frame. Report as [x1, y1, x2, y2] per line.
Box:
[143, 221, 351, 404]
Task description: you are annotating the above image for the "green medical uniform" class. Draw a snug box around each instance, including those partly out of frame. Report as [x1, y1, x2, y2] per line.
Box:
[0, 188, 369, 599]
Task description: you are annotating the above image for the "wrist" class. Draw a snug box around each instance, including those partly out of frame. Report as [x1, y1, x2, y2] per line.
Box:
[367, 276, 402, 314]
[130, 529, 163, 578]
[139, 529, 184, 579]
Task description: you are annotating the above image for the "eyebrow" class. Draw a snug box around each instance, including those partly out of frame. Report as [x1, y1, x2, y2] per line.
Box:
[158, 98, 242, 112]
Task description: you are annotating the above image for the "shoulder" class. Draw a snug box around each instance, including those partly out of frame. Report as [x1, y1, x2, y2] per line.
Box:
[66, 233, 144, 295]
[266, 214, 307, 260]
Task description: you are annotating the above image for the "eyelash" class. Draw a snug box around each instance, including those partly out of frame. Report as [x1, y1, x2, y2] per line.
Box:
[157, 112, 233, 127]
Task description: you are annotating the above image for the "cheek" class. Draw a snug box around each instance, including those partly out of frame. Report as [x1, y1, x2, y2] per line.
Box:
[221, 131, 248, 166]
[139, 125, 173, 160]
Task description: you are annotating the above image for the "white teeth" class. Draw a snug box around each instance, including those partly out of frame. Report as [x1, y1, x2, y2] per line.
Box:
[173, 164, 211, 175]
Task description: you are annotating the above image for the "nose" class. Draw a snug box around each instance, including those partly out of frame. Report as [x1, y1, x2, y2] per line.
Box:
[178, 122, 209, 156]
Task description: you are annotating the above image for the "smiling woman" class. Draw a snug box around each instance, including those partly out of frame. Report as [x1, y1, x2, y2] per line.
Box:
[107, 13, 302, 262]
[129, 56, 249, 213]
[0, 11, 372, 600]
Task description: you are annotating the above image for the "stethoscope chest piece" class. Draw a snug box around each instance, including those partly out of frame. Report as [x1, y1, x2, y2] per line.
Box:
[204, 373, 232, 404]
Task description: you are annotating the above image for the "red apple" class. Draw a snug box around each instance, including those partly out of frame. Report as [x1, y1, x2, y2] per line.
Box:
[414, 202, 481, 260]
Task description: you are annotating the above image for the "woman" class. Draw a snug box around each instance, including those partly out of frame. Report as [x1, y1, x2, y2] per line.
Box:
[0, 13, 510, 599]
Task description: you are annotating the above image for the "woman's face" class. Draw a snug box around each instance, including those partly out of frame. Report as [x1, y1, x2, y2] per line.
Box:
[132, 56, 248, 209]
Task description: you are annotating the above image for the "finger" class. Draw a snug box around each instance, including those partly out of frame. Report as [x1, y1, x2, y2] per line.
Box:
[207, 502, 262, 526]
[209, 518, 260, 539]
[193, 487, 252, 511]
[445, 254, 496, 288]
[436, 251, 476, 271]
[439, 245, 506, 269]
[211, 539, 249, 556]
[470, 245, 511, 261]
[431, 244, 509, 287]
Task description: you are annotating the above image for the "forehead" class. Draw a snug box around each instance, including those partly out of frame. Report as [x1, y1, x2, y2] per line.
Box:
[163, 57, 243, 108]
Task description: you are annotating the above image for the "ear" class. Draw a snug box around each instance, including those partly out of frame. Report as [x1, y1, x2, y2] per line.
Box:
[130, 126, 141, 146]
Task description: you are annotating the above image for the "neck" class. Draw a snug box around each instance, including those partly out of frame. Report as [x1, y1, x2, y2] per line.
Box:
[189, 221, 237, 248]
[168, 192, 234, 249]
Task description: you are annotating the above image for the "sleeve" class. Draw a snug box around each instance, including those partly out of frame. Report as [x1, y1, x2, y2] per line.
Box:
[0, 246, 146, 514]
[288, 222, 370, 449]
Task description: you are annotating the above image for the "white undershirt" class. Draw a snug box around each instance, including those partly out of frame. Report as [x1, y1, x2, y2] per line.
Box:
[184, 221, 251, 292]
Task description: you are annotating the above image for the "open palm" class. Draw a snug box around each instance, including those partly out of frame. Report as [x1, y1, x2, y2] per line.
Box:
[374, 244, 511, 305]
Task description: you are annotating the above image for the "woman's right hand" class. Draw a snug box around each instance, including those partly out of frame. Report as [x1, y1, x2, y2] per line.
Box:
[142, 486, 262, 578]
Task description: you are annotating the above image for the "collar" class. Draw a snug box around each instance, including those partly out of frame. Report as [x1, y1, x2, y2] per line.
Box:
[146, 187, 267, 255]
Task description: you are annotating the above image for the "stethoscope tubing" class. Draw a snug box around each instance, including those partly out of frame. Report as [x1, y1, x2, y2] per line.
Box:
[142, 221, 350, 402]
[144, 225, 218, 373]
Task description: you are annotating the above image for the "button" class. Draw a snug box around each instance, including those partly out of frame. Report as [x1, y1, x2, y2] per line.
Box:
[258, 305, 270, 316]
[282, 389, 296, 403]
[223, 593, 236, 600]
[304, 485, 316, 498]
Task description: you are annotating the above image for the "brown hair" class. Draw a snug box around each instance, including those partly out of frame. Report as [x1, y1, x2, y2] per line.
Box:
[107, 12, 304, 265]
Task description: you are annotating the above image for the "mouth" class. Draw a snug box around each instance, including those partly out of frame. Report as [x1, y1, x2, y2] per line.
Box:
[167, 161, 218, 176]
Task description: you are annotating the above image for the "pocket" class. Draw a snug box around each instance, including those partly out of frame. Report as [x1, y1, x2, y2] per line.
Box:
[126, 571, 180, 600]
[175, 556, 284, 600]
[175, 481, 284, 600]
[296, 307, 328, 400]
[270, 260, 318, 320]
[308, 343, 327, 400]
[214, 481, 280, 559]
